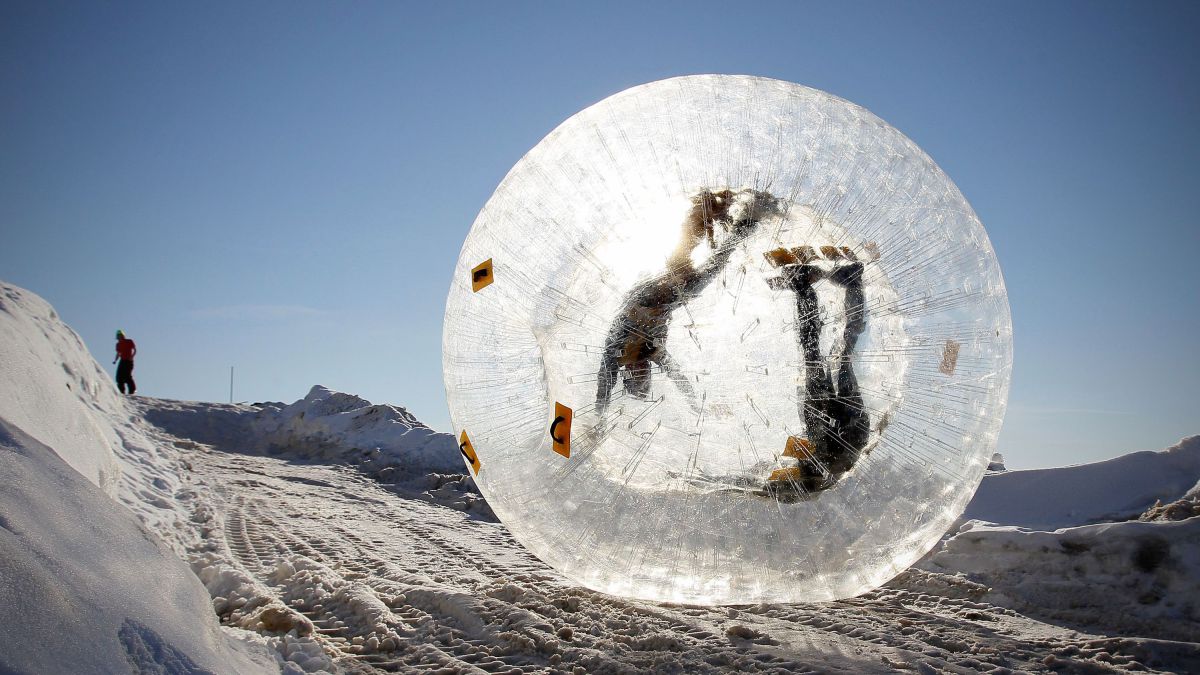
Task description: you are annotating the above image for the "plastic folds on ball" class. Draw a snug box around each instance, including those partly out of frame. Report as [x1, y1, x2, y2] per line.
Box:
[443, 75, 1011, 605]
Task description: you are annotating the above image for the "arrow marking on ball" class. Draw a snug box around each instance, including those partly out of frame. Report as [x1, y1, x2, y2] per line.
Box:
[470, 258, 493, 292]
[458, 430, 480, 475]
[550, 402, 572, 458]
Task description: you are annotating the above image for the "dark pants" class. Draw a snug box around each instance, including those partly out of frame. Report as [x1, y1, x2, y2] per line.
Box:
[778, 262, 870, 487]
[116, 359, 136, 395]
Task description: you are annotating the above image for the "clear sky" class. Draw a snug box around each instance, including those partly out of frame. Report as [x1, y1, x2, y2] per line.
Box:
[2, 1, 1196, 469]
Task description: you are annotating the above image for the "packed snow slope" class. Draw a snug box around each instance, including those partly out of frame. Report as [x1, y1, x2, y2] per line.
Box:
[0, 281, 280, 673]
[0, 282, 123, 494]
[0, 418, 275, 675]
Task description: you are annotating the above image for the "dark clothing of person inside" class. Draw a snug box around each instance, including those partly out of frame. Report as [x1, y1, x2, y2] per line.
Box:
[592, 190, 870, 497]
[769, 259, 870, 494]
[595, 189, 777, 415]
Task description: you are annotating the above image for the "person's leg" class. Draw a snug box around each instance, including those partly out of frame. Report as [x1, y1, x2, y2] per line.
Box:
[595, 350, 619, 416]
[596, 316, 635, 415]
[116, 360, 131, 395]
[788, 265, 834, 457]
[128, 363, 136, 395]
[769, 260, 875, 494]
[767, 264, 838, 493]
[825, 262, 870, 473]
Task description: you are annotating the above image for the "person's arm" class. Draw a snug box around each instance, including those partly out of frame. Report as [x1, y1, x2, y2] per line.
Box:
[131, 341, 137, 358]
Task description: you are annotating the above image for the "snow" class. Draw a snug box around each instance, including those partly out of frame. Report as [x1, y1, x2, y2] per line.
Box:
[141, 385, 460, 478]
[0, 418, 275, 674]
[139, 387, 491, 517]
[2, 276, 1199, 673]
[962, 436, 1200, 530]
[925, 517, 1200, 641]
[0, 282, 123, 494]
[257, 385, 461, 477]
[911, 436, 1200, 644]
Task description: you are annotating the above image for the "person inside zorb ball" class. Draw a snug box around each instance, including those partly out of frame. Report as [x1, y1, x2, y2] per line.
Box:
[443, 75, 1011, 605]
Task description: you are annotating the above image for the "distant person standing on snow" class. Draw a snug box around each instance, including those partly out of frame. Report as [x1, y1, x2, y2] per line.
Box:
[113, 329, 137, 395]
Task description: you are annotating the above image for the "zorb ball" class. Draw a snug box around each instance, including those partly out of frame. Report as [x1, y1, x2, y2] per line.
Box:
[443, 75, 1011, 605]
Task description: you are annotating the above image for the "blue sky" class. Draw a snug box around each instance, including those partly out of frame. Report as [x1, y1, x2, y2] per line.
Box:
[2, 1, 1196, 469]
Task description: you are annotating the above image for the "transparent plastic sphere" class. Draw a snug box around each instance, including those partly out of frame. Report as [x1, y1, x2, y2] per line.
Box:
[443, 75, 1011, 605]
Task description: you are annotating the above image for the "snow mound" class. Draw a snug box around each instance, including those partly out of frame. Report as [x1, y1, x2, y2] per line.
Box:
[139, 387, 486, 516]
[1141, 491, 1200, 522]
[259, 385, 461, 477]
[142, 386, 462, 480]
[0, 417, 275, 675]
[986, 452, 1006, 472]
[964, 436, 1200, 530]
[0, 282, 123, 494]
[926, 517, 1200, 641]
[927, 437, 1200, 642]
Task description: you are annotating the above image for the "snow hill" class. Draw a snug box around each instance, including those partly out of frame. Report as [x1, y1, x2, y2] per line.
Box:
[0, 419, 273, 674]
[916, 436, 1200, 642]
[0, 282, 277, 673]
[2, 277, 1198, 673]
[0, 283, 123, 494]
[142, 385, 461, 480]
[964, 438, 1200, 530]
[0, 280, 479, 673]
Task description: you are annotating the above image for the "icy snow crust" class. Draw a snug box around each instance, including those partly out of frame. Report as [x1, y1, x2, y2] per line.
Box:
[444, 75, 1012, 604]
[3, 279, 1200, 672]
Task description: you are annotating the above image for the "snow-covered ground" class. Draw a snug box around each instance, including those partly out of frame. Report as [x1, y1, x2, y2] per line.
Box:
[3, 278, 1199, 673]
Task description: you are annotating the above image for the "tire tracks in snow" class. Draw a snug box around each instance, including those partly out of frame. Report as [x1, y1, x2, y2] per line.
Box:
[182, 449, 1195, 674]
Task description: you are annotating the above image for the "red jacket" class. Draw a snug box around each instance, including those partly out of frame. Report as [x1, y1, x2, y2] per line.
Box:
[116, 338, 136, 361]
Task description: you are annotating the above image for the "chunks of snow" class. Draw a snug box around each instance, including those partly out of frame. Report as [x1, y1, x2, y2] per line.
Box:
[926, 517, 1200, 641]
[142, 385, 462, 480]
[927, 436, 1200, 641]
[259, 385, 461, 477]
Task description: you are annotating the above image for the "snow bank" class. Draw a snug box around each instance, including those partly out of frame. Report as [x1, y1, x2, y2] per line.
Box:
[964, 436, 1200, 530]
[257, 385, 461, 477]
[0, 279, 298, 671]
[925, 438, 1200, 642]
[140, 387, 487, 518]
[0, 281, 211, 556]
[926, 517, 1200, 641]
[0, 418, 276, 674]
[142, 386, 463, 481]
[0, 282, 123, 494]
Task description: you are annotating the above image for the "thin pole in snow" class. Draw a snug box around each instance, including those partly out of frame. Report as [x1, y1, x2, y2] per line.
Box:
[229, 366, 234, 404]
